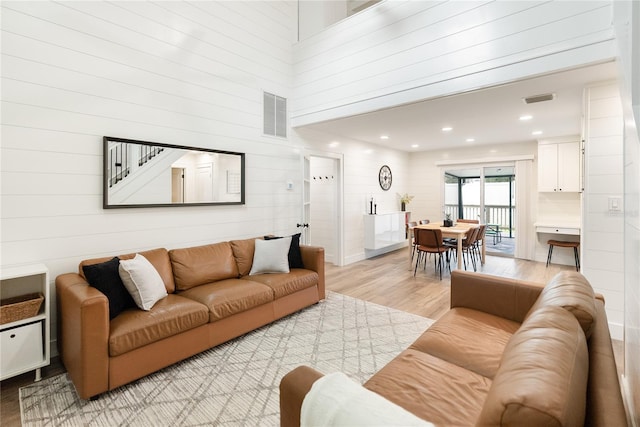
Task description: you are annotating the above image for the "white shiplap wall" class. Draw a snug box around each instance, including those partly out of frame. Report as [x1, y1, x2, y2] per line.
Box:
[0, 1, 298, 350]
[582, 81, 624, 339]
[613, 0, 640, 419]
[292, 0, 616, 127]
[293, 127, 410, 265]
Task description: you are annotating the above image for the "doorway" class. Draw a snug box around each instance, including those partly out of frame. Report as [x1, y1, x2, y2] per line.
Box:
[195, 164, 213, 202]
[171, 168, 185, 203]
[444, 165, 515, 257]
[303, 152, 344, 266]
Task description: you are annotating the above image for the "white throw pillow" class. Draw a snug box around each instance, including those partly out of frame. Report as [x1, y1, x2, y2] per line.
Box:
[249, 237, 292, 275]
[301, 372, 435, 427]
[118, 254, 168, 310]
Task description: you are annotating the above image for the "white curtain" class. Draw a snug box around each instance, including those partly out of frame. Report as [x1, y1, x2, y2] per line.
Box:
[515, 160, 535, 260]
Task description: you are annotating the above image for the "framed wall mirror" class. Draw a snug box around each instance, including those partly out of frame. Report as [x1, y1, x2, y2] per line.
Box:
[103, 137, 245, 208]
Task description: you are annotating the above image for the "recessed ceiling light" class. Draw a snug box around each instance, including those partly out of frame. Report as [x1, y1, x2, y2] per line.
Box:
[442, 127, 453, 132]
[380, 135, 389, 140]
[411, 144, 419, 148]
[519, 115, 533, 121]
[465, 138, 475, 143]
[329, 141, 340, 147]
[531, 130, 543, 136]
[364, 149, 373, 154]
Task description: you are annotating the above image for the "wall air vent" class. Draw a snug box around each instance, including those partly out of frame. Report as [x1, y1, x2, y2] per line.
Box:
[523, 93, 555, 104]
[263, 92, 287, 138]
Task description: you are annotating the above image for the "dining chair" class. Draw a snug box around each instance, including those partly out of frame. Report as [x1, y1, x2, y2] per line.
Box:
[413, 228, 450, 280]
[474, 224, 487, 265]
[445, 226, 479, 271]
[407, 221, 418, 260]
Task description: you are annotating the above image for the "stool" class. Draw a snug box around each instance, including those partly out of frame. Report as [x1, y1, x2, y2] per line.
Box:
[546, 240, 580, 271]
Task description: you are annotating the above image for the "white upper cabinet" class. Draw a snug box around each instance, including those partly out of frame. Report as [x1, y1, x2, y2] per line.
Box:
[538, 137, 581, 193]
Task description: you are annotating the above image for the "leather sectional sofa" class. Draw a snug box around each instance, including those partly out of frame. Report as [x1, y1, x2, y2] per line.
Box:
[280, 270, 628, 427]
[56, 238, 324, 400]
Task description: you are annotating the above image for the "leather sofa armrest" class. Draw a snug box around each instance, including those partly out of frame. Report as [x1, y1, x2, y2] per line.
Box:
[450, 270, 544, 323]
[300, 245, 325, 300]
[280, 365, 324, 427]
[56, 273, 110, 400]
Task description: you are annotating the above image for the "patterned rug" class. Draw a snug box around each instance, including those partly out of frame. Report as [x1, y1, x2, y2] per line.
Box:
[20, 292, 433, 426]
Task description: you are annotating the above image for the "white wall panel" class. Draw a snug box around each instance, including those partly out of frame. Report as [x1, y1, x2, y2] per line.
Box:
[615, 0, 640, 415]
[0, 1, 297, 353]
[292, 1, 615, 127]
[582, 81, 624, 340]
[293, 127, 409, 264]
[587, 135, 624, 156]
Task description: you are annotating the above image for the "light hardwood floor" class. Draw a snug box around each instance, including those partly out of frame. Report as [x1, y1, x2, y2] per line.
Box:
[326, 248, 576, 320]
[0, 249, 623, 426]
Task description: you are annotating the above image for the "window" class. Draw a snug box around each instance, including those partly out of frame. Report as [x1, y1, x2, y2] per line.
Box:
[263, 92, 287, 138]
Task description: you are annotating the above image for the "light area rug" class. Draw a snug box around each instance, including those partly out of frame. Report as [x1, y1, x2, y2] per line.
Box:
[20, 292, 433, 426]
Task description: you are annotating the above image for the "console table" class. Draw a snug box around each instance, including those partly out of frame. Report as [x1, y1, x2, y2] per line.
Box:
[364, 212, 406, 250]
[534, 222, 580, 236]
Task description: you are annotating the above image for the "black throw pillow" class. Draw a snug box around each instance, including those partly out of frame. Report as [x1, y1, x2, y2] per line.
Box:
[82, 257, 135, 320]
[264, 233, 304, 269]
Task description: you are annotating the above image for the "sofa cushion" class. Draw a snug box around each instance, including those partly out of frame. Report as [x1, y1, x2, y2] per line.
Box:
[264, 233, 304, 269]
[364, 349, 492, 426]
[170, 242, 240, 291]
[178, 279, 273, 322]
[477, 305, 588, 427]
[119, 253, 168, 311]
[302, 372, 435, 426]
[410, 307, 520, 379]
[108, 294, 208, 357]
[526, 271, 596, 338]
[80, 248, 175, 294]
[241, 269, 318, 299]
[82, 257, 135, 320]
[230, 238, 256, 277]
[249, 237, 291, 275]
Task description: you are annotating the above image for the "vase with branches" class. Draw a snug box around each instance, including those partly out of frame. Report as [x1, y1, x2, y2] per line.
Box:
[398, 193, 414, 211]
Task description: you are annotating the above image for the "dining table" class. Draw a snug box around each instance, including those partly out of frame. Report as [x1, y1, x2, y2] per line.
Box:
[411, 222, 484, 270]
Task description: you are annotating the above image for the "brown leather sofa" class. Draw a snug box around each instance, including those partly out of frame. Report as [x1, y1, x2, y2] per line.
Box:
[280, 270, 628, 427]
[56, 238, 324, 400]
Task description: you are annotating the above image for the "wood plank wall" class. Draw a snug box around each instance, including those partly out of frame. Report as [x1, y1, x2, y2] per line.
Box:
[292, 1, 615, 126]
[583, 82, 625, 338]
[0, 1, 298, 349]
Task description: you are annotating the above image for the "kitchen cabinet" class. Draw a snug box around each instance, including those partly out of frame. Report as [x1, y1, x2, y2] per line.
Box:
[538, 139, 581, 192]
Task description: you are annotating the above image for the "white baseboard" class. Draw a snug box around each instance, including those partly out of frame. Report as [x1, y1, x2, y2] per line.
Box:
[344, 242, 407, 265]
[363, 242, 407, 260]
[345, 252, 366, 265]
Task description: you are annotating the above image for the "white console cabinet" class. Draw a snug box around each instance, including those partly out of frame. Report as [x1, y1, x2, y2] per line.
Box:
[0, 264, 50, 381]
[364, 212, 406, 249]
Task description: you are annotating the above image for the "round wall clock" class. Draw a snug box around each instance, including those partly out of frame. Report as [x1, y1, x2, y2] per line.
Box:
[378, 165, 392, 191]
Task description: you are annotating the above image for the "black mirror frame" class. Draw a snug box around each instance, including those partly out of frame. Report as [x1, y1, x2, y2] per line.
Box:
[103, 136, 245, 209]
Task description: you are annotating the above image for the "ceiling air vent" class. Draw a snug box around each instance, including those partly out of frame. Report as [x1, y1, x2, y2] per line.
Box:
[523, 93, 555, 104]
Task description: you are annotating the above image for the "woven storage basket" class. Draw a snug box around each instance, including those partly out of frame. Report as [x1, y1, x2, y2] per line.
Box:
[0, 293, 44, 325]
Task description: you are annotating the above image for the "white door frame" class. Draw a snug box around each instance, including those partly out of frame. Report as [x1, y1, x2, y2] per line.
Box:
[304, 149, 345, 266]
